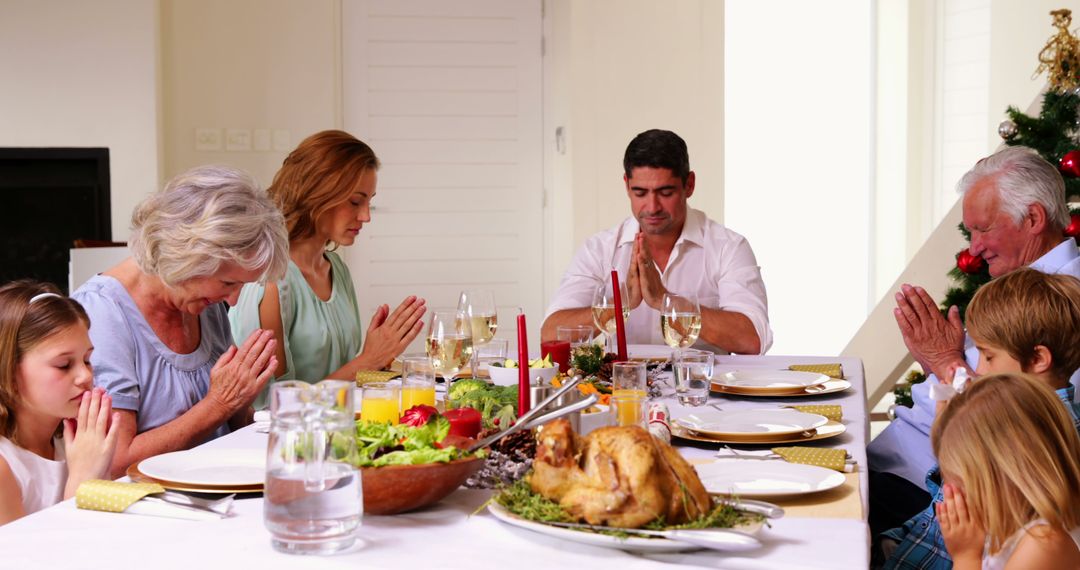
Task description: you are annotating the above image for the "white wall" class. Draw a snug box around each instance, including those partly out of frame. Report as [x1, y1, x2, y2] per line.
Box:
[725, 0, 873, 355]
[0, 0, 159, 240]
[544, 0, 725, 301]
[160, 0, 341, 186]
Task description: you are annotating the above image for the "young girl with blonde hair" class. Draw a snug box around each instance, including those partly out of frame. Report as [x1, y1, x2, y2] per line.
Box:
[934, 373, 1080, 569]
[0, 281, 119, 525]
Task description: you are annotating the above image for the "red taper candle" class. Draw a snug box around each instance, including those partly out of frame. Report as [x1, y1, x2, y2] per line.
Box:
[517, 313, 531, 416]
[611, 270, 628, 360]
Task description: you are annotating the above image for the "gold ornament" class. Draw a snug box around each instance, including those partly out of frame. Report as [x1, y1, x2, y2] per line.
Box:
[1035, 9, 1080, 92]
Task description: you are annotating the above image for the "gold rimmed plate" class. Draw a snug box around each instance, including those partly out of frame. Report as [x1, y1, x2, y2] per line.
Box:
[127, 462, 263, 494]
[711, 379, 852, 398]
[671, 420, 846, 445]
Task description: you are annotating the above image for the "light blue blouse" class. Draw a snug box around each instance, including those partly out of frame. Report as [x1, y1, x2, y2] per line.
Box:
[229, 251, 363, 407]
[72, 275, 232, 441]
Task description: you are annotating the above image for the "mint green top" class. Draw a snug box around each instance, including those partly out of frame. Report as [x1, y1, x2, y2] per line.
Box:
[229, 251, 363, 407]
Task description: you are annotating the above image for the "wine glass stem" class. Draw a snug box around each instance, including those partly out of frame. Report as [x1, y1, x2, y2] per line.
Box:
[469, 343, 480, 379]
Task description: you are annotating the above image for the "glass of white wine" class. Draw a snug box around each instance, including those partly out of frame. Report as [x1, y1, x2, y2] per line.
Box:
[591, 279, 629, 355]
[458, 289, 497, 378]
[426, 309, 473, 398]
[660, 292, 702, 358]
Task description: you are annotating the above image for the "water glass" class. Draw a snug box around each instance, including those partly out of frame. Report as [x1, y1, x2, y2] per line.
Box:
[556, 325, 595, 348]
[674, 349, 713, 406]
[264, 380, 361, 555]
[474, 338, 508, 376]
[360, 382, 401, 425]
[400, 357, 436, 410]
[609, 393, 647, 428]
[611, 361, 647, 399]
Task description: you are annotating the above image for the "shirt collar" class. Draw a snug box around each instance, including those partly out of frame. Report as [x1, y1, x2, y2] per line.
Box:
[1030, 238, 1080, 273]
[676, 208, 706, 248]
[617, 208, 706, 248]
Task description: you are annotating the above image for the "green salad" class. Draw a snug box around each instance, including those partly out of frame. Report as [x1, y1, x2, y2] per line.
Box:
[353, 415, 474, 467]
[447, 379, 517, 428]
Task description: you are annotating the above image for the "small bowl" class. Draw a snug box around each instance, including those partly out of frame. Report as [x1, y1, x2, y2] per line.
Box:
[361, 456, 483, 515]
[487, 364, 558, 386]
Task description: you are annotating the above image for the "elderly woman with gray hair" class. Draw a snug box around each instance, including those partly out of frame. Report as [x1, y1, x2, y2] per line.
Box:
[72, 165, 289, 477]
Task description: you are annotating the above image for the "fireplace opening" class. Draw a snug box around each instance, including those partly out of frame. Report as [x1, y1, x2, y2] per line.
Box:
[0, 148, 111, 293]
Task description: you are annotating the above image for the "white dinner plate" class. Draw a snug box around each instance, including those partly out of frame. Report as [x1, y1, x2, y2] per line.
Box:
[487, 502, 761, 553]
[715, 370, 830, 392]
[695, 460, 847, 498]
[138, 448, 265, 486]
[712, 379, 852, 398]
[675, 408, 828, 438]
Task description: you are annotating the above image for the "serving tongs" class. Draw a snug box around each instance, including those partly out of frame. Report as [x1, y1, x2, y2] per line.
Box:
[468, 375, 592, 453]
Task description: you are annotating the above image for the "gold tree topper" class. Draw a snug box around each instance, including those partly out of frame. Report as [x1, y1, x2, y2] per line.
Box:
[1036, 9, 1080, 92]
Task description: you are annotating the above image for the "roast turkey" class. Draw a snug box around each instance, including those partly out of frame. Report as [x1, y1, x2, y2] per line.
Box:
[529, 419, 712, 528]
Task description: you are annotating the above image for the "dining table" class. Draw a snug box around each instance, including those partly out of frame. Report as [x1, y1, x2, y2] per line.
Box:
[0, 352, 870, 569]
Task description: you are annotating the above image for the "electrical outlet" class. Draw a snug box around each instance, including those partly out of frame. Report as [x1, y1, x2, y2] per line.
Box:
[272, 129, 291, 151]
[226, 129, 252, 151]
[195, 128, 223, 151]
[253, 129, 271, 151]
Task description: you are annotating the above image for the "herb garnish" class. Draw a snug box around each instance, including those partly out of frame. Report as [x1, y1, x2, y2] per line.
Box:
[494, 478, 762, 538]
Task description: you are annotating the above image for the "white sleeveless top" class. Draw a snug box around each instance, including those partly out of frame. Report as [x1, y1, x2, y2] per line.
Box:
[983, 519, 1080, 570]
[0, 437, 67, 515]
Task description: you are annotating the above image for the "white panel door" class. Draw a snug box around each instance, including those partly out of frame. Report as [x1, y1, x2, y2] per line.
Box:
[342, 0, 543, 352]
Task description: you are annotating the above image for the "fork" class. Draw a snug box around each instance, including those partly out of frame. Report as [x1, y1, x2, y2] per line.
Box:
[721, 445, 853, 461]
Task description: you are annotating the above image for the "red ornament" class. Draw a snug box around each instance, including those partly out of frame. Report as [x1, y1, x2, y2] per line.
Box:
[956, 248, 986, 274]
[1066, 213, 1080, 238]
[1060, 151, 1080, 177]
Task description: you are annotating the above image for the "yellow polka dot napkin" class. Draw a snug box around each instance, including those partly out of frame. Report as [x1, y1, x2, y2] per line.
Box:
[790, 404, 843, 422]
[76, 480, 164, 513]
[355, 370, 400, 385]
[788, 363, 843, 379]
[771, 447, 848, 472]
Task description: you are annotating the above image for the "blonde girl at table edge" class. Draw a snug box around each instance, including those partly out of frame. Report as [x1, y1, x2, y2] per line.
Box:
[934, 373, 1080, 570]
[0, 282, 119, 525]
[229, 130, 426, 398]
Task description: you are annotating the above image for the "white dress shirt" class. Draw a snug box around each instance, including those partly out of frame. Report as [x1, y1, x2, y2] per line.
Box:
[546, 208, 773, 354]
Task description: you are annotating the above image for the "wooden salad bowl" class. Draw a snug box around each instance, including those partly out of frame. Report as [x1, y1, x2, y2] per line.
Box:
[361, 456, 483, 515]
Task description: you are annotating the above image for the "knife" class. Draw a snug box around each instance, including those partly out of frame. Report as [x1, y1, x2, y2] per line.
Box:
[543, 521, 760, 552]
[715, 497, 784, 519]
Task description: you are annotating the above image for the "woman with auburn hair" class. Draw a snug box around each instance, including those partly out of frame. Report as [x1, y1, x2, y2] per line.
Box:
[933, 373, 1080, 569]
[72, 165, 289, 477]
[230, 130, 425, 402]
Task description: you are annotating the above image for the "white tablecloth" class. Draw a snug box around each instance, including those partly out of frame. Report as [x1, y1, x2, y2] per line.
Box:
[0, 354, 869, 569]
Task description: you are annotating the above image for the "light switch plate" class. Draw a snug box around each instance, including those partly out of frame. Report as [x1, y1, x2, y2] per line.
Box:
[226, 128, 252, 151]
[253, 129, 271, 151]
[272, 129, 291, 151]
[195, 128, 222, 151]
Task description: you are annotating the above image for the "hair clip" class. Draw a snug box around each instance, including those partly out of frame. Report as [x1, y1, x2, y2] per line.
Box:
[29, 292, 62, 305]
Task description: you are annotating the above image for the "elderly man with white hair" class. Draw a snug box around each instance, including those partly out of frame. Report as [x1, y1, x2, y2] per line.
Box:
[868, 145, 1080, 537]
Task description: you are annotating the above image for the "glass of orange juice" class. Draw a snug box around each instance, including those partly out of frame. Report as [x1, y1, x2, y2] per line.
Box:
[400, 356, 436, 410]
[611, 361, 647, 400]
[360, 382, 400, 425]
[610, 393, 646, 428]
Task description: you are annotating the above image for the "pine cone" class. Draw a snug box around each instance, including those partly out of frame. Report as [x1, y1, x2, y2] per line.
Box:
[597, 352, 617, 382]
[492, 427, 537, 459]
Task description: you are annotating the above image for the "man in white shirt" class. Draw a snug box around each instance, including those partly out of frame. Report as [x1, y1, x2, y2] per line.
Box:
[541, 129, 772, 355]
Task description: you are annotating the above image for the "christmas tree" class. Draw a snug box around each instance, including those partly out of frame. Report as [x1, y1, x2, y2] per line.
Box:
[941, 8, 1080, 319]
